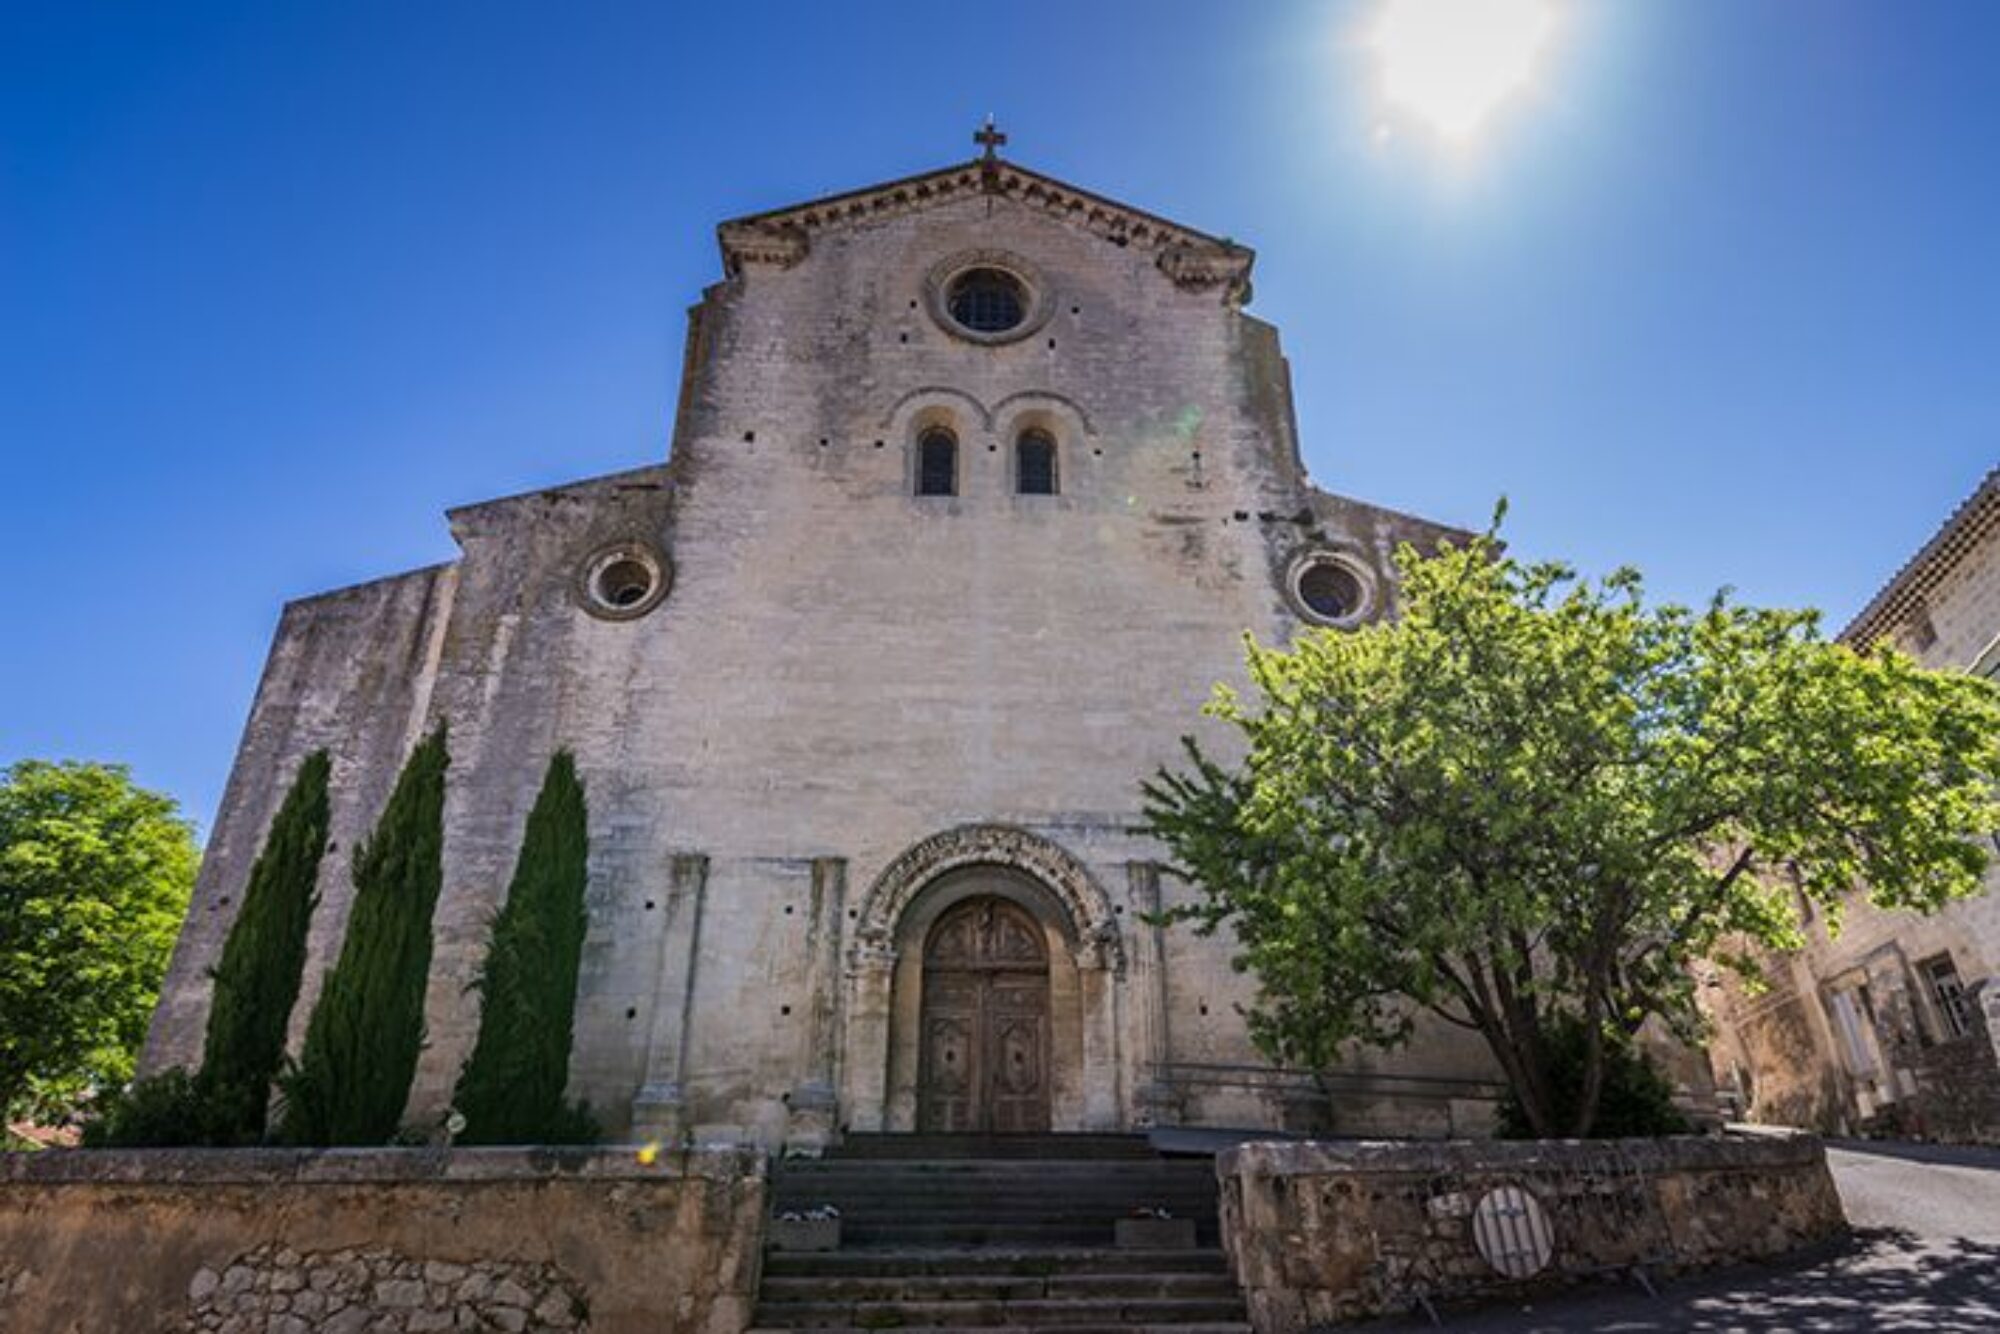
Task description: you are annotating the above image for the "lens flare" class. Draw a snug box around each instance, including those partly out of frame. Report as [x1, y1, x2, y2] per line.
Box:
[1369, 0, 1555, 141]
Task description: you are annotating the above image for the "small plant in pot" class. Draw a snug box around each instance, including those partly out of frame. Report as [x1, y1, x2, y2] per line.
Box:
[1116, 1205, 1195, 1250]
[771, 1204, 842, 1252]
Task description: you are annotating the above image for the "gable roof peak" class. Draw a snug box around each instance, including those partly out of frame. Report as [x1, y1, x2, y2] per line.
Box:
[715, 154, 1255, 305]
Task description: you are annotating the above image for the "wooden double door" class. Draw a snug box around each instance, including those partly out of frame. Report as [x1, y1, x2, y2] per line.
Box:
[918, 897, 1052, 1133]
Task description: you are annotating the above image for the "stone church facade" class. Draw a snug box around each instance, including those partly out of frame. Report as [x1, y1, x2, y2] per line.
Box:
[143, 138, 1512, 1147]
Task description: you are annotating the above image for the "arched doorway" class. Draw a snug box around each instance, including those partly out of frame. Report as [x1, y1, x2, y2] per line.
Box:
[843, 825, 1125, 1133]
[919, 897, 1052, 1132]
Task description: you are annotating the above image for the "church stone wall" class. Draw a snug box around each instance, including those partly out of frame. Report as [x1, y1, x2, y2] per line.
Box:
[144, 564, 458, 1075]
[145, 164, 1556, 1145]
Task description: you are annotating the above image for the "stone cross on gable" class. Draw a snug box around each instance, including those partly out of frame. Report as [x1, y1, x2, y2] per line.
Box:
[974, 117, 1007, 161]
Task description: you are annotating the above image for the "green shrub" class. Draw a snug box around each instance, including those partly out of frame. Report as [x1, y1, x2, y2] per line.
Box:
[279, 726, 449, 1145]
[453, 752, 592, 1145]
[1496, 1016, 1692, 1139]
[542, 1099, 602, 1146]
[201, 751, 330, 1140]
[83, 1069, 242, 1148]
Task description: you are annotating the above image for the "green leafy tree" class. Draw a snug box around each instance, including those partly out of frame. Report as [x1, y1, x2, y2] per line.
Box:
[0, 761, 197, 1123]
[1143, 520, 2000, 1138]
[279, 727, 448, 1145]
[199, 750, 331, 1139]
[453, 751, 592, 1144]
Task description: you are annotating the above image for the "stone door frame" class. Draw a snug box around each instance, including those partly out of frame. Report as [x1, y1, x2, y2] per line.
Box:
[843, 824, 1126, 1133]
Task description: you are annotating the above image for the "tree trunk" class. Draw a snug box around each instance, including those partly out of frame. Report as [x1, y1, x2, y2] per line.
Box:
[1570, 994, 1609, 1137]
[1471, 1003, 1557, 1137]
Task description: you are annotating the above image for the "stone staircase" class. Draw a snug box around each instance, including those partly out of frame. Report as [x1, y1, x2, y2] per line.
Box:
[750, 1134, 1248, 1333]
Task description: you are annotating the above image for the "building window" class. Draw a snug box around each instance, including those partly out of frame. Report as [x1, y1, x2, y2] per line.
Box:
[1827, 986, 1878, 1076]
[595, 559, 653, 608]
[925, 251, 1051, 346]
[1016, 430, 1057, 495]
[1286, 551, 1376, 628]
[575, 540, 672, 621]
[1923, 956, 1974, 1040]
[917, 428, 957, 497]
[946, 268, 1027, 334]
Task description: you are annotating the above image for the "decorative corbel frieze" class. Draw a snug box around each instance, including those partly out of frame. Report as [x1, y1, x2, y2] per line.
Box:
[718, 221, 810, 274]
[1157, 243, 1256, 306]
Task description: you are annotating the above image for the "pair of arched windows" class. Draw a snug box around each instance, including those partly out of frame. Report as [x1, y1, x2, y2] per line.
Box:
[916, 428, 1059, 498]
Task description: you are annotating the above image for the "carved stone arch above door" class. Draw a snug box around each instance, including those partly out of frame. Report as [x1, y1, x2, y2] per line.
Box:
[851, 823, 1124, 973]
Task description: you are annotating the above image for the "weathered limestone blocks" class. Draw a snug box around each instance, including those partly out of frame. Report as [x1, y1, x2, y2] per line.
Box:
[182, 1244, 585, 1332]
[0, 1146, 766, 1334]
[1216, 1134, 1846, 1329]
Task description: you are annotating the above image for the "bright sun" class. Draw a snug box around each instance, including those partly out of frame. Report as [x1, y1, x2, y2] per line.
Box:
[1368, 0, 1556, 142]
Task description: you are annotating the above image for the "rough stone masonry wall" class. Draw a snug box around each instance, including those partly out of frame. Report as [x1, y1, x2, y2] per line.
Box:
[1217, 1135, 1845, 1329]
[0, 1147, 765, 1334]
[1907, 1002, 2000, 1142]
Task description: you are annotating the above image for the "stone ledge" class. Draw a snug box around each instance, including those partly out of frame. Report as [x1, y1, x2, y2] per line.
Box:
[0, 1143, 765, 1186]
[1218, 1131, 1824, 1179]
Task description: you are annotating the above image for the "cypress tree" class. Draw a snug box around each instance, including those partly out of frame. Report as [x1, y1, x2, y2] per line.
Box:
[279, 725, 448, 1145]
[453, 751, 590, 1144]
[199, 750, 331, 1141]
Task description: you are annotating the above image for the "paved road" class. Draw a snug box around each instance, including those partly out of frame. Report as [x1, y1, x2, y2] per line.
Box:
[1363, 1140, 2000, 1332]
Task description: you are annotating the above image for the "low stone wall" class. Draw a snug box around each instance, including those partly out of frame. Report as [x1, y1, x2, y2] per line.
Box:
[1217, 1134, 1845, 1329]
[0, 1145, 766, 1334]
[1905, 1008, 2000, 1143]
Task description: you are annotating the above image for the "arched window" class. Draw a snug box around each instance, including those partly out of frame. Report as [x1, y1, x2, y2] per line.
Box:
[1016, 429, 1057, 496]
[917, 427, 957, 497]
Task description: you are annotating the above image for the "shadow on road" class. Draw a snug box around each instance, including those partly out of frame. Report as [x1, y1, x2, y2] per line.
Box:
[1355, 1228, 2000, 1332]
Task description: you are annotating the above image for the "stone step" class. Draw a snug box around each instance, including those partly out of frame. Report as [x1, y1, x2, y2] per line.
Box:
[770, 1191, 1218, 1209]
[774, 1186, 1217, 1201]
[761, 1274, 1239, 1303]
[752, 1297, 1249, 1328]
[763, 1250, 1231, 1279]
[833, 1224, 1154, 1247]
[776, 1193, 1217, 1206]
[747, 1326, 1251, 1334]
[774, 1173, 1218, 1190]
[775, 1166, 1218, 1207]
[781, 1160, 1210, 1175]
[756, 1148, 1238, 1333]
[777, 1184, 1214, 1200]
[774, 1175, 1217, 1190]
[774, 1195, 1218, 1215]
[772, 1214, 1216, 1234]
[775, 1155, 1223, 1249]
[828, 1135, 1159, 1160]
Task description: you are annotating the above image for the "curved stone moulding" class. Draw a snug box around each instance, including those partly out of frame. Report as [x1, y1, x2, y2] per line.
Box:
[852, 823, 1125, 974]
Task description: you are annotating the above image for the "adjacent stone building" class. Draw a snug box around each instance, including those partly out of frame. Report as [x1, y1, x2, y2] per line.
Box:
[1704, 468, 2000, 1140]
[143, 134, 1617, 1147]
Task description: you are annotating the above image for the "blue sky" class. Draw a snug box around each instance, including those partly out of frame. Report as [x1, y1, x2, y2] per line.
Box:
[3, 1, 1995, 832]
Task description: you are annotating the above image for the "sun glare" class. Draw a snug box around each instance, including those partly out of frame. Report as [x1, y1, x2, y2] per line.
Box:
[1369, 0, 1555, 142]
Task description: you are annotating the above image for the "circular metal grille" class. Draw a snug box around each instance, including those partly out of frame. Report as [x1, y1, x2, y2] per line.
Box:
[1472, 1185, 1554, 1278]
